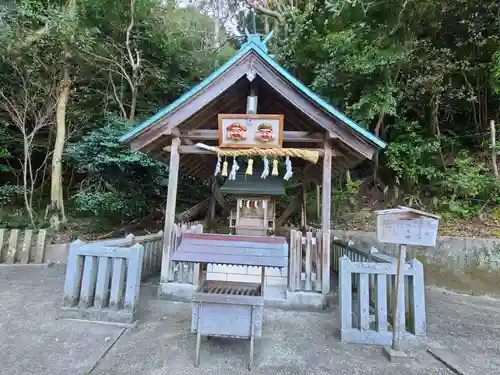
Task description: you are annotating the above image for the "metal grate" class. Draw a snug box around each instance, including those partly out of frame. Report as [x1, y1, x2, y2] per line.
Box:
[201, 284, 261, 296]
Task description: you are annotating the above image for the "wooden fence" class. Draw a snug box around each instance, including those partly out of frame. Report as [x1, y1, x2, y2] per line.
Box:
[167, 222, 203, 284]
[0, 228, 47, 264]
[331, 237, 427, 345]
[60, 238, 144, 324]
[135, 231, 163, 280]
[338, 256, 426, 345]
[288, 229, 323, 292]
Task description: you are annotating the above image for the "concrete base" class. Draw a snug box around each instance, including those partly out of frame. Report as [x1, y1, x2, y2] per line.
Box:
[277, 290, 334, 310]
[158, 282, 196, 302]
[383, 347, 412, 365]
[158, 282, 333, 311]
[58, 307, 135, 324]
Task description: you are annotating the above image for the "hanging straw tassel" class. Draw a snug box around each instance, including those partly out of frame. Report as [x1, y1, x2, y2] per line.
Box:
[221, 158, 228, 177]
[214, 155, 221, 176]
[246, 200, 250, 208]
[283, 156, 293, 180]
[271, 159, 279, 176]
[229, 157, 239, 180]
[261, 156, 269, 179]
[245, 158, 254, 175]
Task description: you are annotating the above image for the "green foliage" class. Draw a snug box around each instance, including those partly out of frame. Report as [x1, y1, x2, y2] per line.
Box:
[386, 121, 443, 185]
[1, 0, 499, 235]
[66, 116, 168, 222]
[441, 152, 490, 199]
[274, 0, 500, 224]
[0, 184, 24, 205]
[493, 51, 500, 95]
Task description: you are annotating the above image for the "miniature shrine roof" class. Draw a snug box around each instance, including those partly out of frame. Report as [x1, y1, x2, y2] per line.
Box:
[119, 32, 387, 180]
[171, 233, 288, 268]
[219, 171, 285, 196]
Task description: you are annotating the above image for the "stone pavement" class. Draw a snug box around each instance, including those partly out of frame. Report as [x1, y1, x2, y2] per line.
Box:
[0, 265, 498, 375]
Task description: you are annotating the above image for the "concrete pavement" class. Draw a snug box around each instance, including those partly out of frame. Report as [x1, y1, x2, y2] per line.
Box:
[0, 265, 498, 375]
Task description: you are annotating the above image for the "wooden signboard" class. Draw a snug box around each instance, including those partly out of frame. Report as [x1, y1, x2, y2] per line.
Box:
[218, 114, 284, 149]
[375, 206, 440, 247]
[374, 206, 440, 356]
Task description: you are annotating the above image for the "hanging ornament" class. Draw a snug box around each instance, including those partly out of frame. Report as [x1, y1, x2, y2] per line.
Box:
[261, 156, 269, 179]
[221, 157, 228, 177]
[283, 156, 293, 181]
[246, 200, 250, 209]
[263, 200, 267, 210]
[214, 155, 221, 176]
[271, 159, 279, 176]
[254, 200, 258, 209]
[239, 199, 243, 208]
[229, 157, 239, 180]
[245, 158, 254, 175]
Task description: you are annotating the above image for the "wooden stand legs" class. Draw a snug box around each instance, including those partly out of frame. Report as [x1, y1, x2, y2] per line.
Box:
[249, 306, 255, 370]
[195, 304, 202, 367]
[194, 305, 258, 370]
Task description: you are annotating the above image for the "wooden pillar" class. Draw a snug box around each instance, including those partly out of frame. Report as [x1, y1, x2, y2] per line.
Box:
[300, 179, 307, 231]
[316, 185, 321, 220]
[160, 137, 180, 284]
[321, 139, 332, 295]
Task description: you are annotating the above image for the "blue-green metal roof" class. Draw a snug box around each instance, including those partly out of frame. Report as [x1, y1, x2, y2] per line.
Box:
[120, 33, 386, 149]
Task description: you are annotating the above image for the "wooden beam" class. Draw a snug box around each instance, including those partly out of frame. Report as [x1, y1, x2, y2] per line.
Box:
[160, 137, 181, 284]
[262, 99, 315, 132]
[321, 138, 332, 295]
[181, 93, 246, 131]
[129, 59, 251, 151]
[332, 125, 375, 160]
[179, 129, 325, 143]
[253, 61, 377, 160]
[163, 144, 333, 156]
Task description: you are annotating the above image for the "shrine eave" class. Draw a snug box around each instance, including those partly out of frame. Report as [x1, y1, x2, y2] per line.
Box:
[119, 34, 386, 150]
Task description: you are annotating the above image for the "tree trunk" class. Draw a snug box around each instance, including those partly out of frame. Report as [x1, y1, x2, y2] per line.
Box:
[49, 67, 70, 229]
[23, 139, 35, 226]
[491, 120, 499, 178]
[129, 70, 138, 121]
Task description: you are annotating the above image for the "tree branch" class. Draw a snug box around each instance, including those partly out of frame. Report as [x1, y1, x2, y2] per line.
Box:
[246, 0, 284, 23]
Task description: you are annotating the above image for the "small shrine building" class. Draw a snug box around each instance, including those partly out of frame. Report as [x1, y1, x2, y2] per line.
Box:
[120, 32, 386, 301]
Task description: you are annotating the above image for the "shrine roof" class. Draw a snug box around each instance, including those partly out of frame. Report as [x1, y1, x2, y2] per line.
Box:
[219, 170, 286, 196]
[171, 233, 288, 268]
[119, 32, 386, 150]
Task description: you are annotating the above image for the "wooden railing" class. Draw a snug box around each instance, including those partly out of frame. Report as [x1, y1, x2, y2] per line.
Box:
[0, 228, 47, 264]
[338, 255, 426, 345]
[167, 222, 203, 284]
[288, 229, 323, 292]
[60, 237, 144, 324]
[332, 239, 395, 271]
[135, 231, 163, 280]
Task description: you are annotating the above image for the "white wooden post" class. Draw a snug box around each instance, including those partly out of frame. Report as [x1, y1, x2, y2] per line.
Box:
[321, 139, 332, 294]
[160, 137, 181, 284]
[392, 244, 407, 351]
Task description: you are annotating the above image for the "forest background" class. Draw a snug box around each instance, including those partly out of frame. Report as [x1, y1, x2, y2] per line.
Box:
[0, 0, 499, 239]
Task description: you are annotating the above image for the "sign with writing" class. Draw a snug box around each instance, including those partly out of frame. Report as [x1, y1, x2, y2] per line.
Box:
[375, 207, 440, 247]
[218, 114, 284, 149]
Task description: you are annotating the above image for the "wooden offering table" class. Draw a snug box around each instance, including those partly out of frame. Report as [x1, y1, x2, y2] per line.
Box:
[171, 233, 288, 370]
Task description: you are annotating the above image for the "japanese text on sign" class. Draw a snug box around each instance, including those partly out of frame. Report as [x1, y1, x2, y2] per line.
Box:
[376, 213, 439, 247]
